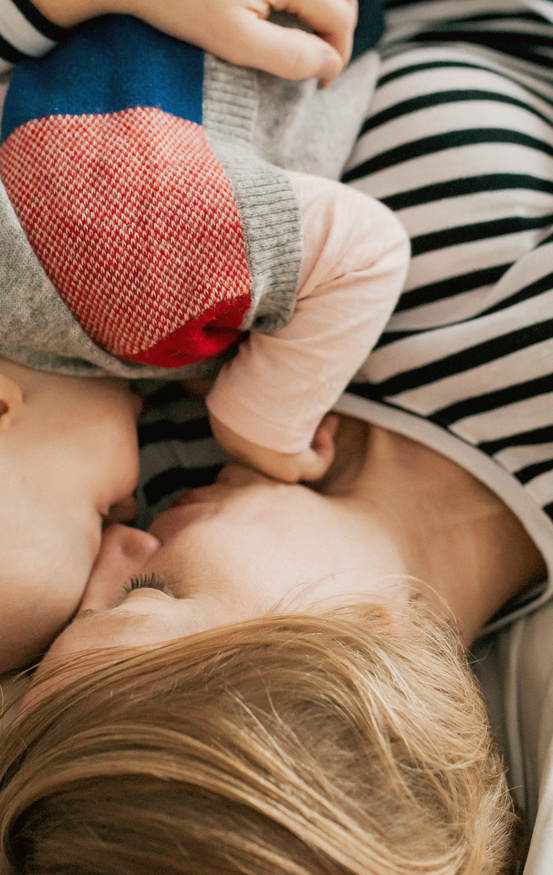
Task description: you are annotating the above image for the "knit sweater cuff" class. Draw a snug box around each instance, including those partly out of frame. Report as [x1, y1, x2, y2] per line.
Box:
[203, 53, 303, 334]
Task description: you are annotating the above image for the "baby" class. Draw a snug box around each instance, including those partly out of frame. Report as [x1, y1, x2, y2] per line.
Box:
[0, 4, 407, 485]
[0, 0, 406, 673]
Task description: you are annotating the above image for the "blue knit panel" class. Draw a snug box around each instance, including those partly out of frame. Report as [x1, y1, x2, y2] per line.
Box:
[352, 0, 385, 59]
[1, 15, 204, 142]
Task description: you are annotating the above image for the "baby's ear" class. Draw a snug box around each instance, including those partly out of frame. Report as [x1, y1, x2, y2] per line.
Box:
[0, 373, 23, 429]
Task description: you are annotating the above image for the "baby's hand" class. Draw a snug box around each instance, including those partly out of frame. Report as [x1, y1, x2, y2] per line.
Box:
[36, 0, 357, 86]
[209, 412, 339, 483]
[137, 0, 357, 85]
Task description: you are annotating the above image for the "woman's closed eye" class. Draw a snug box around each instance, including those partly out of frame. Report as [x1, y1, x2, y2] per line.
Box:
[121, 573, 172, 598]
[69, 573, 175, 629]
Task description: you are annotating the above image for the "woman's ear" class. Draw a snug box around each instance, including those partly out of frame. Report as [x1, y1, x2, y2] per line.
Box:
[0, 372, 23, 429]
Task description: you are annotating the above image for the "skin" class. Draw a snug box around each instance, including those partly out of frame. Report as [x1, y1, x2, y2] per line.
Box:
[32, 0, 357, 86]
[29, 415, 547, 696]
[0, 357, 140, 671]
[208, 409, 337, 484]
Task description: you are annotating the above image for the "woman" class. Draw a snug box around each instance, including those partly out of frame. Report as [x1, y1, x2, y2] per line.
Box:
[0, 431, 532, 872]
[0, 1, 551, 872]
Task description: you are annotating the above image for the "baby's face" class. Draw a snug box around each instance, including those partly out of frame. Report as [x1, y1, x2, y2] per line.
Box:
[0, 361, 140, 672]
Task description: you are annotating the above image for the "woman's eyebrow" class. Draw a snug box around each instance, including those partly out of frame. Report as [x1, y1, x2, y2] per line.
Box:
[75, 608, 109, 621]
[71, 607, 142, 624]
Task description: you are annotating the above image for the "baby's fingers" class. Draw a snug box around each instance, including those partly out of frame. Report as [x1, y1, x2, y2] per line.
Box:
[229, 11, 344, 82]
[299, 414, 339, 481]
[275, 0, 357, 71]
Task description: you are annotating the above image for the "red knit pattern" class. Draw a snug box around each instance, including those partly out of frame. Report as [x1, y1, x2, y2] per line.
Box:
[0, 107, 251, 362]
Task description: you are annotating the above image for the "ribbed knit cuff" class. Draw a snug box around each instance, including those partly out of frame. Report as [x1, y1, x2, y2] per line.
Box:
[203, 53, 303, 334]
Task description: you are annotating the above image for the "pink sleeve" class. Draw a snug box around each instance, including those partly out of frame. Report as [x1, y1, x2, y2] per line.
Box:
[206, 170, 410, 454]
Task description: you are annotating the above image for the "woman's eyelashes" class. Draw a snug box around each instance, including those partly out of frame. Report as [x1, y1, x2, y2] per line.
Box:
[121, 573, 170, 597]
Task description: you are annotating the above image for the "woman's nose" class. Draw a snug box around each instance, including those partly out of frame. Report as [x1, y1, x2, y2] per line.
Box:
[80, 524, 161, 610]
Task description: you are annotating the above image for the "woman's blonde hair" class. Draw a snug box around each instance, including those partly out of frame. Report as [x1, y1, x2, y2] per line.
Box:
[0, 606, 519, 874]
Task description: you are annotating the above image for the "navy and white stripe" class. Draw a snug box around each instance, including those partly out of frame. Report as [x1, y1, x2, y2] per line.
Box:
[337, 0, 553, 623]
[135, 384, 228, 530]
[0, 0, 66, 72]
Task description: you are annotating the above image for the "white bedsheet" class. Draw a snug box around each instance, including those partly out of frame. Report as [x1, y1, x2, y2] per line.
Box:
[474, 602, 553, 872]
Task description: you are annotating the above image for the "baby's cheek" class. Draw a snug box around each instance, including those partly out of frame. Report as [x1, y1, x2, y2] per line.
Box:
[0, 575, 80, 673]
[45, 531, 101, 634]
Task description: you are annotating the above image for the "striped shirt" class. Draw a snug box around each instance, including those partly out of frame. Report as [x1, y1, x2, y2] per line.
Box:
[0, 0, 66, 71]
[340, 0, 553, 629]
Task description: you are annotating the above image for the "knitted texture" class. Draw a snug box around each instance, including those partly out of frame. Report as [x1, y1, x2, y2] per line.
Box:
[0, 17, 253, 366]
[0, 9, 381, 378]
[0, 109, 250, 364]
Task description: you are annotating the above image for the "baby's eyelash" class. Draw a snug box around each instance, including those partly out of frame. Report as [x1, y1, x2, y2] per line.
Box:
[121, 573, 168, 596]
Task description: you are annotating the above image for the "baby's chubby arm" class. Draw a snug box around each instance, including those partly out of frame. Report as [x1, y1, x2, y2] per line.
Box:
[209, 409, 341, 483]
[206, 171, 410, 483]
[32, 0, 357, 85]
